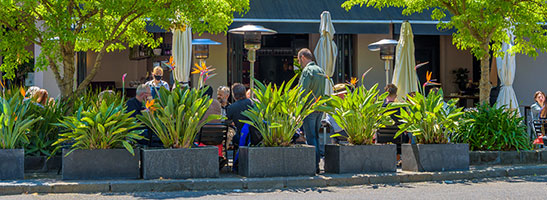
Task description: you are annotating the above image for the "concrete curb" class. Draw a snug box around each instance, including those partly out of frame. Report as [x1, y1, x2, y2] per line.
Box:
[1, 165, 547, 195]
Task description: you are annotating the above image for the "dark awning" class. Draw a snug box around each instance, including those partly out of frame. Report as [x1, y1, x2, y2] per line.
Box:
[147, 0, 453, 35]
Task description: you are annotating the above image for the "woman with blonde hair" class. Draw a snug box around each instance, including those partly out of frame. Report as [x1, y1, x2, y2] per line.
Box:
[32, 89, 49, 107]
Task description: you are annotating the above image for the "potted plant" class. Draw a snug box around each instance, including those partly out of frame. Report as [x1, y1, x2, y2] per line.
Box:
[24, 99, 67, 172]
[396, 88, 469, 172]
[1, 88, 40, 180]
[137, 86, 221, 179]
[239, 77, 326, 177]
[320, 84, 405, 173]
[53, 95, 144, 180]
[454, 103, 532, 165]
[452, 68, 469, 93]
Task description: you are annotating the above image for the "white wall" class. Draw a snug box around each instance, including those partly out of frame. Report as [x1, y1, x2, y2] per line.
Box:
[355, 34, 392, 89]
[192, 33, 228, 97]
[87, 49, 148, 88]
[439, 35, 474, 95]
[515, 53, 547, 107]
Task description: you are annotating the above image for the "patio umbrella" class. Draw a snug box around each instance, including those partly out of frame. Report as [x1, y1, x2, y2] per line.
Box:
[392, 22, 419, 101]
[496, 29, 520, 116]
[172, 26, 192, 86]
[314, 11, 337, 95]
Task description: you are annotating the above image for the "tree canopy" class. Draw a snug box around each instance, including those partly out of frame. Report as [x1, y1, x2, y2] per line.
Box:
[342, 0, 547, 102]
[0, 0, 249, 98]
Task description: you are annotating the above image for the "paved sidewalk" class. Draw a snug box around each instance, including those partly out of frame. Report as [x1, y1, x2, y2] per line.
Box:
[1, 164, 547, 195]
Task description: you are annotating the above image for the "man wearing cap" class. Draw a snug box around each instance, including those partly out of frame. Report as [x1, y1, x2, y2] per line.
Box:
[297, 48, 326, 174]
[323, 83, 348, 144]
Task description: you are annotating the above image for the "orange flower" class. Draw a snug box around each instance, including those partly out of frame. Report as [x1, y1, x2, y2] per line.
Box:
[349, 77, 358, 86]
[14, 116, 18, 122]
[20, 87, 26, 97]
[145, 99, 157, 113]
[423, 71, 441, 87]
[0, 78, 4, 88]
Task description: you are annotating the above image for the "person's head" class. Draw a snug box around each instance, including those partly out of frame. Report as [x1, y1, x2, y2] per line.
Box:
[26, 86, 40, 98]
[297, 48, 314, 67]
[136, 84, 151, 102]
[231, 83, 247, 101]
[202, 85, 213, 99]
[384, 84, 398, 98]
[534, 91, 546, 105]
[333, 83, 348, 99]
[33, 89, 49, 105]
[217, 86, 230, 104]
[152, 66, 164, 81]
[98, 90, 116, 103]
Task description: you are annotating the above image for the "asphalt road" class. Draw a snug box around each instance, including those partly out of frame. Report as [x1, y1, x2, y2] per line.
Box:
[4, 175, 547, 200]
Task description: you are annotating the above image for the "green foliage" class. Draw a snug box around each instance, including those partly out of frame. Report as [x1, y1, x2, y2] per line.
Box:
[137, 86, 219, 149]
[396, 89, 465, 144]
[342, 0, 547, 59]
[242, 77, 327, 147]
[72, 89, 123, 113]
[453, 103, 531, 151]
[321, 84, 405, 145]
[25, 99, 68, 156]
[0, 90, 41, 149]
[53, 99, 144, 156]
[0, 0, 249, 98]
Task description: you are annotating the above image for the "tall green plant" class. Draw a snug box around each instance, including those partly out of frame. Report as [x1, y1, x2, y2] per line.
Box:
[453, 103, 530, 151]
[137, 86, 220, 148]
[0, 90, 41, 149]
[321, 84, 405, 145]
[396, 89, 465, 144]
[242, 77, 327, 147]
[53, 99, 143, 156]
[25, 99, 68, 156]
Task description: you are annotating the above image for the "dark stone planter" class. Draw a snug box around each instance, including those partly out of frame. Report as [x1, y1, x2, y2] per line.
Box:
[62, 149, 140, 180]
[141, 147, 219, 179]
[402, 144, 469, 172]
[24, 156, 62, 172]
[324, 144, 397, 173]
[239, 145, 315, 177]
[0, 149, 24, 180]
[469, 150, 547, 165]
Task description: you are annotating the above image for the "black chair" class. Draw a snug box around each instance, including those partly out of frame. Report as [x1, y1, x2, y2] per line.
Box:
[196, 122, 229, 160]
[532, 119, 547, 147]
[376, 125, 404, 154]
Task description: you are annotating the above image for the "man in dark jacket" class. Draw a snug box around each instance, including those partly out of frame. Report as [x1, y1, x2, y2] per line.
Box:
[126, 84, 156, 146]
[226, 83, 254, 146]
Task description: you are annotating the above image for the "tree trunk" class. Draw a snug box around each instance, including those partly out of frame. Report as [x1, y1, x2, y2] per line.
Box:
[479, 49, 492, 104]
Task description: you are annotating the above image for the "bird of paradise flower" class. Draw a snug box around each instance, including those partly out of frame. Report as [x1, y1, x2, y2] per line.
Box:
[192, 62, 216, 88]
[145, 99, 157, 113]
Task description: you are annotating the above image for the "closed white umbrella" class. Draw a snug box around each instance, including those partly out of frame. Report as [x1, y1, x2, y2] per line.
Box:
[392, 22, 419, 101]
[172, 26, 192, 86]
[496, 29, 520, 116]
[314, 11, 337, 95]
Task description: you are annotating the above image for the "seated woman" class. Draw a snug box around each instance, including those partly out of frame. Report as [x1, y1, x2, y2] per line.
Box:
[32, 89, 49, 108]
[531, 91, 545, 121]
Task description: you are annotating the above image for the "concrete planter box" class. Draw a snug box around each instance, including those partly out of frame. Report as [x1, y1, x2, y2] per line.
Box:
[324, 144, 397, 173]
[62, 149, 140, 180]
[24, 156, 62, 172]
[402, 144, 469, 172]
[141, 147, 219, 179]
[239, 145, 315, 177]
[469, 150, 547, 165]
[0, 149, 24, 180]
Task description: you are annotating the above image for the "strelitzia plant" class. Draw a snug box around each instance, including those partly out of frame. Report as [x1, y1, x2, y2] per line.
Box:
[137, 86, 220, 148]
[395, 89, 464, 144]
[0, 89, 41, 149]
[242, 77, 328, 147]
[53, 98, 144, 156]
[320, 84, 406, 145]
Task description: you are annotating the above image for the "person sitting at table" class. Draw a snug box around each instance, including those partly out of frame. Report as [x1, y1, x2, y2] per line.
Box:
[531, 91, 545, 121]
[145, 66, 170, 98]
[226, 83, 254, 147]
[126, 84, 159, 146]
[217, 86, 231, 117]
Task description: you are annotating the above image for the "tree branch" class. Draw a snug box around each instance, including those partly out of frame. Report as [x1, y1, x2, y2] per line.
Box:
[75, 45, 108, 95]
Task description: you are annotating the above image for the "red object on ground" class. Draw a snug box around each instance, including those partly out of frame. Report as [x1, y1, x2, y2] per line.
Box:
[533, 137, 543, 145]
[198, 143, 223, 157]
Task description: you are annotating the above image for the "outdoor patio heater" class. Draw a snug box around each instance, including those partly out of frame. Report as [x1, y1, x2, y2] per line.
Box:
[228, 25, 277, 97]
[368, 39, 398, 86]
[192, 38, 221, 66]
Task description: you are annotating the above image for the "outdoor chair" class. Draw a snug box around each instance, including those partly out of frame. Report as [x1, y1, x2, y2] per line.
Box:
[196, 122, 230, 158]
[532, 119, 547, 147]
[376, 125, 404, 154]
